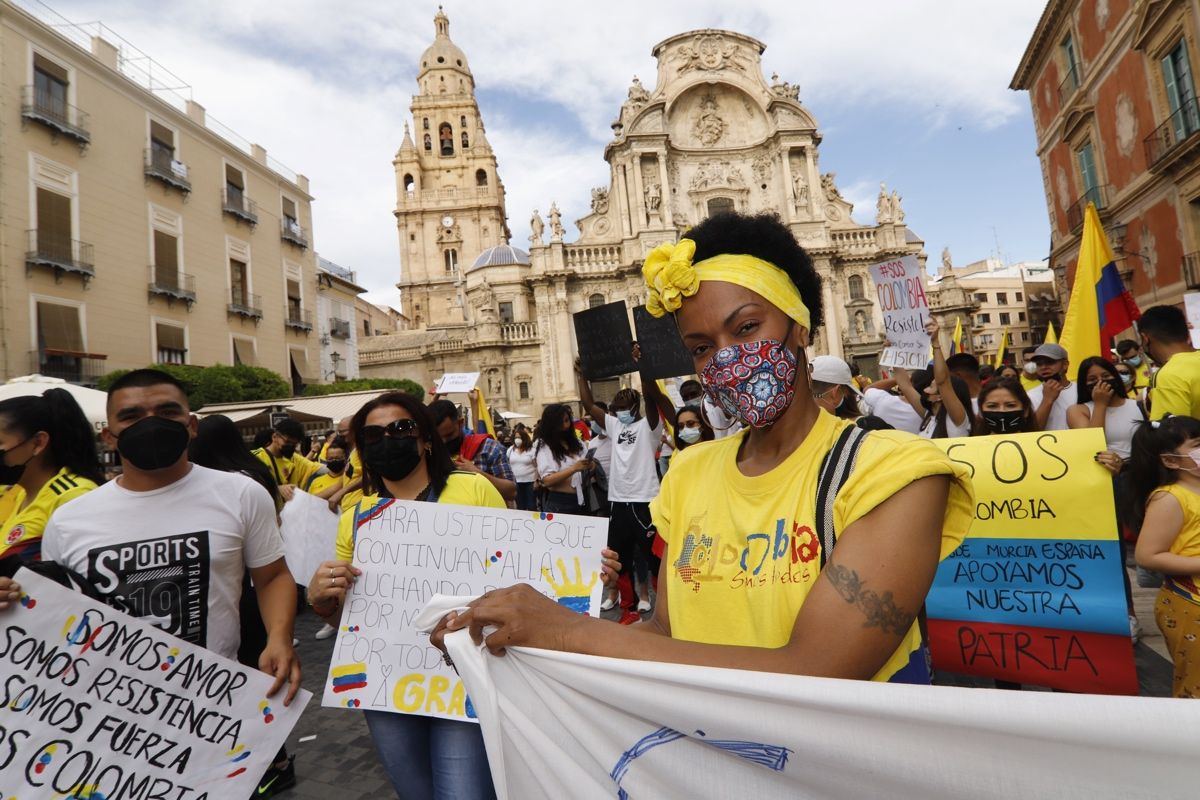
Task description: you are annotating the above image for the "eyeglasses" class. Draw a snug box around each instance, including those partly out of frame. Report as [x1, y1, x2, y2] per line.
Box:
[360, 419, 419, 445]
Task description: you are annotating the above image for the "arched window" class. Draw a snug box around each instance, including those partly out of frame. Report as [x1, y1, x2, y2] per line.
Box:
[848, 274, 864, 300]
[423, 134, 431, 151]
[588, 293, 606, 308]
[475, 169, 488, 187]
[461, 130, 469, 148]
[519, 381, 530, 400]
[706, 197, 735, 217]
[403, 174, 415, 193]
[422, 118, 429, 130]
[444, 249, 458, 273]
[460, 115, 467, 128]
[438, 123, 453, 155]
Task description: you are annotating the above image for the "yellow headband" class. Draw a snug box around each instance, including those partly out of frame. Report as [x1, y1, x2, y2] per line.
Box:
[642, 239, 811, 329]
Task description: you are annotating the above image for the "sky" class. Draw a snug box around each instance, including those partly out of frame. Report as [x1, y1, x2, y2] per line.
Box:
[40, 0, 1051, 309]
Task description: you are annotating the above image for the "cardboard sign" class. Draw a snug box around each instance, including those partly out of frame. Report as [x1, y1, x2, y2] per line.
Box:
[1184, 291, 1200, 349]
[280, 489, 339, 586]
[574, 302, 635, 379]
[868, 255, 930, 369]
[634, 305, 695, 379]
[436, 372, 480, 394]
[322, 500, 607, 720]
[0, 569, 310, 797]
[926, 429, 1137, 694]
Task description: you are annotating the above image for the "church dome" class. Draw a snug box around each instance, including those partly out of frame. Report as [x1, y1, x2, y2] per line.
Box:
[418, 8, 471, 78]
[471, 244, 530, 269]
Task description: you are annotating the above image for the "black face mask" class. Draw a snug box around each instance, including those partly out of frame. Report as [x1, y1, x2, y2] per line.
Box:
[364, 437, 422, 482]
[445, 434, 463, 456]
[118, 416, 191, 471]
[0, 440, 33, 485]
[982, 409, 1027, 434]
[325, 458, 346, 474]
[279, 443, 297, 459]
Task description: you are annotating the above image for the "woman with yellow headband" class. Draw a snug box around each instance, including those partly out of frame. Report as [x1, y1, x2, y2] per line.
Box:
[436, 212, 973, 684]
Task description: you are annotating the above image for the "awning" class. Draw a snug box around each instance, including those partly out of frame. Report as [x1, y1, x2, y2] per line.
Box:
[290, 349, 316, 383]
[233, 338, 257, 366]
[156, 323, 185, 351]
[37, 302, 83, 352]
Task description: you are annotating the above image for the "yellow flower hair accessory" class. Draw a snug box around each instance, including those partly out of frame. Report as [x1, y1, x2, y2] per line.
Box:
[642, 239, 699, 317]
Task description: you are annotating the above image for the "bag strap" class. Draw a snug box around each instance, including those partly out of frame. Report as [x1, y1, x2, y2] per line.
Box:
[815, 424, 869, 569]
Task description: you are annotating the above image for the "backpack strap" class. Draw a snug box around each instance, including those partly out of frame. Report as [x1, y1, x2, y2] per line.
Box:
[814, 424, 869, 569]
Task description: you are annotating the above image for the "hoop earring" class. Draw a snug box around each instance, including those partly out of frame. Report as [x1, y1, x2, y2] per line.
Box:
[699, 393, 737, 432]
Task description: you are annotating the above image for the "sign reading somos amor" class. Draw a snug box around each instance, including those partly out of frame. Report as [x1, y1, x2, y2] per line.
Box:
[868, 254, 930, 369]
[0, 569, 310, 799]
[322, 500, 607, 721]
[927, 429, 1138, 694]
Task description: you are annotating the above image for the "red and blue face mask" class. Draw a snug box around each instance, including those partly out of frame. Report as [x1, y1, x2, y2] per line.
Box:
[700, 337, 798, 428]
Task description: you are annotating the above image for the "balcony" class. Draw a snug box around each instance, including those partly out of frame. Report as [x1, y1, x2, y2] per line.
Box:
[31, 349, 106, 387]
[25, 229, 94, 285]
[222, 189, 258, 226]
[147, 266, 196, 305]
[144, 148, 191, 194]
[227, 290, 263, 321]
[1145, 96, 1200, 171]
[285, 307, 313, 332]
[1066, 184, 1111, 231]
[1057, 66, 1080, 107]
[329, 317, 351, 339]
[281, 219, 308, 249]
[20, 86, 89, 147]
[500, 321, 540, 343]
[1184, 252, 1200, 290]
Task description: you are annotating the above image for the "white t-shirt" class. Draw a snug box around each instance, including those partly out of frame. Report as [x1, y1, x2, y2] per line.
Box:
[604, 415, 663, 503]
[919, 412, 973, 439]
[1028, 382, 1076, 432]
[1082, 400, 1143, 459]
[533, 442, 586, 504]
[42, 465, 284, 661]
[507, 446, 538, 483]
[702, 397, 743, 440]
[862, 388, 923, 434]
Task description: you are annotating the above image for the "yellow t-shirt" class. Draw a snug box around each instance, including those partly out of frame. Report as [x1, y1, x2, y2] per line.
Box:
[0, 469, 97, 561]
[335, 472, 506, 561]
[306, 473, 345, 495]
[651, 411, 974, 681]
[253, 447, 319, 489]
[0, 486, 24, 528]
[1149, 350, 1200, 420]
[1131, 361, 1153, 392]
[1153, 483, 1200, 604]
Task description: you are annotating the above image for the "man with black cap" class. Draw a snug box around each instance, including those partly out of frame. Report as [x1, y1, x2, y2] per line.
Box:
[1026, 343, 1074, 431]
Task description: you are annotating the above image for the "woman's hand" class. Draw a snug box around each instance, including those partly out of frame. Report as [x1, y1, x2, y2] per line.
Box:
[0, 577, 20, 611]
[1092, 379, 1115, 406]
[924, 318, 941, 338]
[434, 584, 586, 656]
[1094, 450, 1124, 475]
[599, 547, 621, 586]
[307, 559, 360, 612]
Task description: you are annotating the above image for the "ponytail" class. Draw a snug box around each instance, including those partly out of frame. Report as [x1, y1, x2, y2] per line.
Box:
[0, 389, 104, 486]
[1125, 415, 1200, 529]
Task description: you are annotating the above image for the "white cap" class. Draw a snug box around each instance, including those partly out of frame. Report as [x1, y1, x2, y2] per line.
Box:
[810, 355, 861, 395]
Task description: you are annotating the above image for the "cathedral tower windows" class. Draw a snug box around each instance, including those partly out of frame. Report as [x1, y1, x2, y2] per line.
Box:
[462, 130, 469, 149]
[439, 123, 454, 155]
[460, 115, 467, 128]
[423, 118, 429, 130]
[424, 134, 431, 151]
[403, 174, 415, 193]
[476, 169, 488, 187]
[444, 248, 458, 273]
[848, 274, 865, 300]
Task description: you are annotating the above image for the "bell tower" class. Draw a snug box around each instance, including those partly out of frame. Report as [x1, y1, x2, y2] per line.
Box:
[393, 7, 510, 329]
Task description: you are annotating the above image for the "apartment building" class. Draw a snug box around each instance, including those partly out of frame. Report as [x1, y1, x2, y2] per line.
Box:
[316, 257, 364, 382]
[0, 1, 320, 390]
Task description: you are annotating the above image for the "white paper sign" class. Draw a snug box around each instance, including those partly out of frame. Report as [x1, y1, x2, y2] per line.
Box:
[321, 500, 607, 721]
[1184, 292, 1200, 348]
[869, 254, 931, 369]
[0, 569, 311, 798]
[436, 372, 480, 394]
[280, 489, 339, 586]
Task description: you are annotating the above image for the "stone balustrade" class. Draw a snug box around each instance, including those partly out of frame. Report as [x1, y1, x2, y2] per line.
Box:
[501, 321, 539, 342]
[564, 243, 624, 272]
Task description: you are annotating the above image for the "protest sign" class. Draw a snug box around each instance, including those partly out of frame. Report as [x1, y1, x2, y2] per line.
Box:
[279, 489, 339, 586]
[633, 305, 695, 379]
[322, 501, 607, 721]
[927, 429, 1137, 694]
[0, 569, 310, 798]
[1184, 291, 1200, 348]
[868, 254, 930, 369]
[573, 302, 635, 379]
[436, 372, 480, 394]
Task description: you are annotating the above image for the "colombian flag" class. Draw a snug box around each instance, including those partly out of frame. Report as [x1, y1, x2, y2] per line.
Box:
[1045, 321, 1058, 344]
[472, 389, 496, 438]
[949, 317, 964, 355]
[1060, 203, 1140, 368]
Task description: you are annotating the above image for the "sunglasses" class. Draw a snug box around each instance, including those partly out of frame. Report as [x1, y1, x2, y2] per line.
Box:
[360, 418, 419, 446]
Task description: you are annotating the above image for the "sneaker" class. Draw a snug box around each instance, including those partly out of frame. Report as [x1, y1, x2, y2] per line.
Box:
[314, 623, 336, 640]
[600, 596, 616, 612]
[254, 756, 296, 798]
[1129, 615, 1142, 643]
[618, 610, 640, 626]
[636, 599, 651, 613]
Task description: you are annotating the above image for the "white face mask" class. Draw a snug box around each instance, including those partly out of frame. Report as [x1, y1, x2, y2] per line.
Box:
[678, 426, 702, 444]
[1167, 448, 1200, 474]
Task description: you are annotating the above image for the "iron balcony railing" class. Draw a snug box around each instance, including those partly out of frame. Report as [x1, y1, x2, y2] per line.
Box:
[1184, 252, 1200, 290]
[286, 308, 313, 331]
[227, 289, 263, 320]
[21, 85, 90, 144]
[1057, 66, 1080, 106]
[1145, 95, 1200, 169]
[281, 219, 308, 249]
[329, 318, 351, 339]
[32, 349, 106, 386]
[222, 188, 258, 226]
[144, 147, 191, 193]
[1066, 184, 1111, 231]
[147, 265, 196, 303]
[26, 229, 94, 281]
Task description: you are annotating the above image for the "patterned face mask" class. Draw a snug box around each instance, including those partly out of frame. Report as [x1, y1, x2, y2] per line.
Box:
[700, 337, 799, 428]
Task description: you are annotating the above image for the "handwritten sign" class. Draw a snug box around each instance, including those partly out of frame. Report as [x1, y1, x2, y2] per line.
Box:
[279, 489, 339, 586]
[436, 372, 480, 394]
[322, 500, 607, 720]
[1184, 291, 1200, 349]
[868, 254, 930, 369]
[927, 429, 1137, 694]
[634, 305, 695, 379]
[0, 569, 310, 797]
[574, 302, 635, 379]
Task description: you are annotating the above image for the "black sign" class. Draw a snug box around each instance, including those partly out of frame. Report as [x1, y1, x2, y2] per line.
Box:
[633, 305, 695, 379]
[574, 301, 635, 379]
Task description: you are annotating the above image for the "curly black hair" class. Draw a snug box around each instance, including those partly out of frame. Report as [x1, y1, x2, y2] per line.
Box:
[684, 211, 824, 330]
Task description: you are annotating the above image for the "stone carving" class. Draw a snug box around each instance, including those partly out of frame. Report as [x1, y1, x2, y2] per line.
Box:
[591, 187, 610, 215]
[1115, 93, 1137, 157]
[673, 210, 690, 230]
[793, 172, 809, 208]
[673, 33, 745, 73]
[689, 161, 746, 190]
[891, 190, 905, 223]
[478, 278, 496, 308]
[594, 216, 612, 236]
[821, 172, 843, 201]
[854, 311, 867, 336]
[548, 203, 565, 240]
[769, 72, 800, 100]
[644, 181, 662, 212]
[487, 369, 503, 396]
[694, 92, 725, 146]
[752, 152, 772, 184]
[825, 204, 842, 222]
[529, 209, 544, 244]
[876, 182, 892, 224]
[1096, 0, 1110, 28]
[627, 75, 650, 106]
[941, 247, 953, 273]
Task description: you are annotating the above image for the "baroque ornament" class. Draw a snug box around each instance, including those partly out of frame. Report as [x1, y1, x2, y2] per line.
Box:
[693, 92, 725, 146]
[1115, 93, 1137, 157]
[689, 161, 745, 191]
[591, 187, 610, 215]
[674, 34, 745, 73]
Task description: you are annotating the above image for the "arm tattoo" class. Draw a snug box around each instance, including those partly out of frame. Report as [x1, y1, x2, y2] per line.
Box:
[823, 564, 915, 636]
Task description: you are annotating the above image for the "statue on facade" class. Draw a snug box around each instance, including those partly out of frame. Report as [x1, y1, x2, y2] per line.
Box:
[891, 190, 905, 223]
[793, 172, 809, 208]
[769, 72, 800, 100]
[694, 92, 724, 146]
[644, 181, 662, 212]
[548, 203, 565, 240]
[941, 247, 953, 273]
[875, 182, 892, 224]
[855, 311, 867, 337]
[529, 209, 544, 245]
[626, 75, 650, 106]
[591, 187, 609, 215]
[821, 172, 843, 201]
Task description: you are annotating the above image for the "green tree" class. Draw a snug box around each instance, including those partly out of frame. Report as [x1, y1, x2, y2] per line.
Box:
[303, 378, 425, 399]
[97, 364, 292, 410]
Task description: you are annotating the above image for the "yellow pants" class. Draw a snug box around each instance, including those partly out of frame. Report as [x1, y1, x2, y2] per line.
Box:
[1155, 586, 1200, 698]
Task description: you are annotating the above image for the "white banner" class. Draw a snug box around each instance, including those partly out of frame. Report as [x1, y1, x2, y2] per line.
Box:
[0, 570, 310, 798]
[869, 254, 931, 369]
[416, 595, 1200, 800]
[436, 372, 480, 394]
[1184, 291, 1200, 348]
[279, 489, 339, 586]
[321, 501, 606, 721]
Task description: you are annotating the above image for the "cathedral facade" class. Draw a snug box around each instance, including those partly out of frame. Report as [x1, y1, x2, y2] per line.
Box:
[359, 14, 927, 414]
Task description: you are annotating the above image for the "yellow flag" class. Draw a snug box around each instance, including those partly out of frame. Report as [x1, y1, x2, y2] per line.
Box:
[951, 317, 964, 354]
[1058, 203, 1107, 368]
[473, 389, 495, 437]
[994, 327, 1009, 369]
[1045, 321, 1058, 344]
